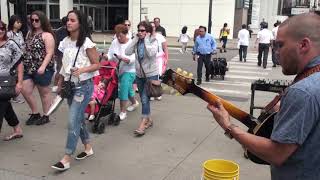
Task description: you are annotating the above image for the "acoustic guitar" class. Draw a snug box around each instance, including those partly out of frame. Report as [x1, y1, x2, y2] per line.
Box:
[162, 68, 278, 165]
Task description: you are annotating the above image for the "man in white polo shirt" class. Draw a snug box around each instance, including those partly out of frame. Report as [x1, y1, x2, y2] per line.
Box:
[238, 24, 250, 62]
[255, 22, 273, 69]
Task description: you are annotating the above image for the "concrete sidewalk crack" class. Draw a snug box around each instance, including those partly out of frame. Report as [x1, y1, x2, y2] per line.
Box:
[161, 125, 219, 180]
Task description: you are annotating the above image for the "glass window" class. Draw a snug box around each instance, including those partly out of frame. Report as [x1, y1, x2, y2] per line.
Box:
[109, 0, 128, 4]
[50, 0, 59, 3]
[27, 0, 46, 2]
[108, 6, 127, 30]
[27, 4, 46, 15]
[50, 5, 59, 19]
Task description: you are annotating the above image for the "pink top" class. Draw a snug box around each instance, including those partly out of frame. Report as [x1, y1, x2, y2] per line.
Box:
[92, 85, 105, 102]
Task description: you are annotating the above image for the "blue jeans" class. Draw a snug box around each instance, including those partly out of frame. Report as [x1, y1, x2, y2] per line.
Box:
[65, 79, 93, 155]
[136, 75, 159, 118]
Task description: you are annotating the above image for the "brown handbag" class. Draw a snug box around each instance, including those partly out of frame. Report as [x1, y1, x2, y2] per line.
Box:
[137, 56, 162, 98]
[145, 79, 163, 98]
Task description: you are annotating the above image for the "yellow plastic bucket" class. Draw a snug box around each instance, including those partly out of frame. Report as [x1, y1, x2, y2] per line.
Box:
[202, 159, 239, 180]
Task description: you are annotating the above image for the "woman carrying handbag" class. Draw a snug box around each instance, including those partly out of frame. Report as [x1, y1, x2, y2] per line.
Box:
[51, 10, 100, 171]
[0, 20, 24, 141]
[125, 21, 159, 136]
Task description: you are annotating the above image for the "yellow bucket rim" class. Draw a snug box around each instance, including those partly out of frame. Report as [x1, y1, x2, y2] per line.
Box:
[204, 168, 239, 177]
[203, 159, 239, 174]
[203, 172, 239, 180]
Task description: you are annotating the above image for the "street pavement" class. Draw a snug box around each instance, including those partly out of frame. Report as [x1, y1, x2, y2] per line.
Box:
[0, 33, 295, 179]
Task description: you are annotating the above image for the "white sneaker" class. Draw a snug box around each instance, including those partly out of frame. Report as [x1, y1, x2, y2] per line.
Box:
[88, 115, 95, 121]
[52, 86, 58, 93]
[179, 49, 183, 54]
[155, 96, 162, 101]
[119, 112, 127, 121]
[150, 97, 155, 101]
[127, 101, 139, 112]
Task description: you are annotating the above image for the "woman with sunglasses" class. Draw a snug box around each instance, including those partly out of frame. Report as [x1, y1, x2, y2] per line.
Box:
[0, 20, 24, 141]
[111, 20, 133, 40]
[125, 21, 158, 136]
[51, 10, 99, 171]
[21, 11, 55, 126]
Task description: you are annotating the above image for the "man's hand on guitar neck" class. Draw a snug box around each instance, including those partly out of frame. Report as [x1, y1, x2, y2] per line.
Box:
[207, 99, 231, 130]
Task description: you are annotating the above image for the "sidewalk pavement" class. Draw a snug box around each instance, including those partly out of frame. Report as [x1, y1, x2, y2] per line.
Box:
[0, 66, 293, 180]
[91, 32, 258, 51]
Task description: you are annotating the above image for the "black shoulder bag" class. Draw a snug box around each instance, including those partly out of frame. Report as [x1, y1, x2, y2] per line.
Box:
[0, 39, 23, 100]
[60, 46, 81, 99]
[137, 43, 162, 98]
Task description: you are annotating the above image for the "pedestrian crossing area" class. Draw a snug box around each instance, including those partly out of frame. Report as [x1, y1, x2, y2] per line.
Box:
[199, 53, 274, 100]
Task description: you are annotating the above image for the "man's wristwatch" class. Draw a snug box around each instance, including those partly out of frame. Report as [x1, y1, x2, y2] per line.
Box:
[224, 124, 238, 139]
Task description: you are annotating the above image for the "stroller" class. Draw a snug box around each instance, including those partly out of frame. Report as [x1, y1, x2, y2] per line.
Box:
[85, 60, 120, 134]
[210, 52, 228, 80]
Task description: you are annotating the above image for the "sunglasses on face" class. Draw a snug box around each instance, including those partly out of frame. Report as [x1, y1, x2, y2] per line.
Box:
[125, 24, 131, 26]
[31, 18, 40, 23]
[138, 29, 146, 32]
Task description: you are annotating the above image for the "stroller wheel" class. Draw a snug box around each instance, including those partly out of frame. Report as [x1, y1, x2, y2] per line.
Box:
[92, 124, 97, 133]
[108, 113, 116, 125]
[113, 115, 120, 126]
[97, 122, 106, 134]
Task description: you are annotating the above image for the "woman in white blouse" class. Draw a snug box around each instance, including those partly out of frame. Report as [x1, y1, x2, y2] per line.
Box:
[105, 24, 138, 121]
[51, 10, 100, 171]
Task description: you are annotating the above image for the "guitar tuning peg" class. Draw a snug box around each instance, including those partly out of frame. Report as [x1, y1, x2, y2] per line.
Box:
[176, 68, 182, 73]
[182, 71, 188, 76]
[188, 73, 193, 78]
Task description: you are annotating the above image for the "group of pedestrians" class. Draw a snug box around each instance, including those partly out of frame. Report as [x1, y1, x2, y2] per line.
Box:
[0, 11, 170, 171]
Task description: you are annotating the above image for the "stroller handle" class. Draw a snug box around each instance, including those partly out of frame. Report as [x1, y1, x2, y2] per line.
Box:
[100, 65, 117, 69]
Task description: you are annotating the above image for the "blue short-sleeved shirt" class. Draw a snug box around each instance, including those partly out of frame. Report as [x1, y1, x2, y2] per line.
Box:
[270, 57, 320, 180]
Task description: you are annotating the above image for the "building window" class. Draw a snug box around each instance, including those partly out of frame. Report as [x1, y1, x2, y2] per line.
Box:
[49, 5, 59, 19]
[27, 4, 46, 14]
[278, 0, 311, 15]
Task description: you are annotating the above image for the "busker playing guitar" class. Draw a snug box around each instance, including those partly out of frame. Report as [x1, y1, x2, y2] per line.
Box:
[208, 13, 320, 179]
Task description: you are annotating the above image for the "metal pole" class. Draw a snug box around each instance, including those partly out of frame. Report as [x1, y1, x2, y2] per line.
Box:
[140, 0, 142, 21]
[208, 0, 213, 33]
[7, 0, 10, 21]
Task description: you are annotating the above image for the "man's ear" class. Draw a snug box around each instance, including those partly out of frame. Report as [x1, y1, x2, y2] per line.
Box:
[300, 38, 311, 53]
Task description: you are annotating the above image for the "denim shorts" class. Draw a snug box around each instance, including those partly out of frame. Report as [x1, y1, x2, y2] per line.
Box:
[23, 69, 54, 86]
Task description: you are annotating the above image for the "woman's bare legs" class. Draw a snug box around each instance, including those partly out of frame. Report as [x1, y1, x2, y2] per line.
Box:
[21, 79, 38, 113]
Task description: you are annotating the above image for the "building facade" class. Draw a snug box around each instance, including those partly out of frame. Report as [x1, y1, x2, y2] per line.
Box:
[1, 0, 236, 38]
[249, 0, 319, 33]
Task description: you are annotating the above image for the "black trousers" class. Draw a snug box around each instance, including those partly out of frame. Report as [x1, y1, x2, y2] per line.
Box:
[239, 45, 248, 62]
[197, 54, 212, 81]
[272, 42, 279, 66]
[258, 43, 270, 68]
[0, 101, 19, 131]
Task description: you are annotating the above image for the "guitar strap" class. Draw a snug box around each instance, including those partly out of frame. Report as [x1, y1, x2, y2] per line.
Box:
[264, 64, 320, 112]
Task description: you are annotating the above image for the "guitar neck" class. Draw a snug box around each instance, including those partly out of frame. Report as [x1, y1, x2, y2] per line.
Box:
[190, 84, 256, 129]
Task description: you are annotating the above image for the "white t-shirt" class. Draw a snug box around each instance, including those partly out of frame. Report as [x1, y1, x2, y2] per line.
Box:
[238, 29, 250, 46]
[107, 38, 135, 75]
[272, 26, 279, 40]
[179, 33, 191, 43]
[58, 37, 99, 82]
[155, 33, 166, 54]
[257, 29, 274, 44]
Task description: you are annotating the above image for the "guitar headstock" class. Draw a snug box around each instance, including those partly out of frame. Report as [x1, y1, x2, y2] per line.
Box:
[161, 68, 195, 95]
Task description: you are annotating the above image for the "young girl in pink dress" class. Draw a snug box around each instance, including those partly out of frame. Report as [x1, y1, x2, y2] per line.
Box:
[88, 79, 107, 121]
